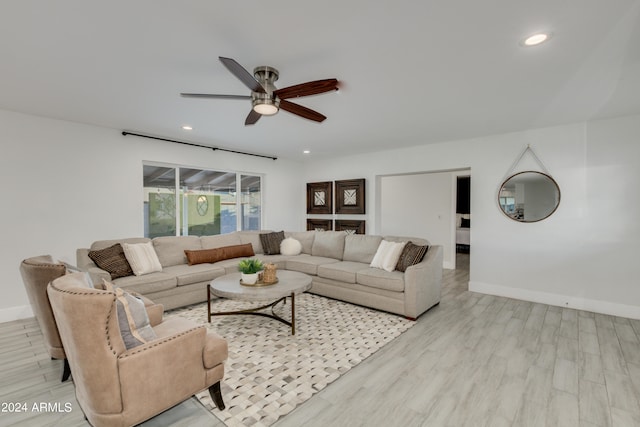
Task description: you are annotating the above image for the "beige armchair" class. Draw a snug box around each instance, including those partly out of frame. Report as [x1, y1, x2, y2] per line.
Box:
[19, 255, 165, 383]
[19, 255, 70, 381]
[47, 272, 227, 427]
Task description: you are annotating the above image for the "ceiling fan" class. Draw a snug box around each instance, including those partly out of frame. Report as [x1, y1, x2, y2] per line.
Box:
[181, 57, 339, 125]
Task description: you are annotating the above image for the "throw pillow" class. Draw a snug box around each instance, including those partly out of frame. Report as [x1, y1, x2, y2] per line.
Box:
[370, 240, 407, 272]
[184, 248, 222, 265]
[395, 241, 429, 272]
[122, 242, 162, 276]
[280, 237, 302, 256]
[88, 243, 134, 279]
[221, 243, 255, 260]
[260, 231, 285, 255]
[103, 281, 157, 349]
[184, 243, 255, 266]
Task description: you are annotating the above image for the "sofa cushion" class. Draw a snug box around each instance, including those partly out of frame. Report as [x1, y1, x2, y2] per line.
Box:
[285, 231, 315, 254]
[383, 235, 430, 247]
[122, 242, 163, 276]
[395, 242, 429, 272]
[356, 267, 405, 292]
[286, 255, 339, 275]
[152, 236, 202, 267]
[317, 261, 367, 284]
[200, 231, 242, 249]
[162, 264, 226, 286]
[214, 258, 253, 275]
[200, 233, 243, 249]
[311, 231, 347, 260]
[256, 254, 290, 270]
[111, 272, 177, 295]
[260, 231, 285, 255]
[238, 230, 271, 254]
[90, 237, 151, 251]
[184, 244, 255, 266]
[88, 243, 134, 279]
[343, 235, 383, 264]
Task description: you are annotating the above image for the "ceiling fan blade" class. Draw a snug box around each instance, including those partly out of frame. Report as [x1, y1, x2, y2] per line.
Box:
[279, 100, 327, 122]
[274, 79, 338, 100]
[219, 56, 266, 93]
[180, 93, 251, 100]
[245, 109, 262, 125]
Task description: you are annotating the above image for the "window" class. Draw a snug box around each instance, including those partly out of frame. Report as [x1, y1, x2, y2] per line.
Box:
[241, 174, 261, 231]
[143, 164, 262, 237]
[143, 165, 176, 238]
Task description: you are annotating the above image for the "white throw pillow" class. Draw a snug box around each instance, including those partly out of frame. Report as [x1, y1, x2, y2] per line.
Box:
[370, 240, 407, 272]
[122, 242, 162, 276]
[280, 237, 302, 256]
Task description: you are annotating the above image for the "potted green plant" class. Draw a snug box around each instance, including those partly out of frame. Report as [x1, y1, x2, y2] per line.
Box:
[238, 258, 264, 285]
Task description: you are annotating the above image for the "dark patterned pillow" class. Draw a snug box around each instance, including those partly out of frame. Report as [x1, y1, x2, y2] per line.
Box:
[88, 243, 134, 279]
[395, 241, 429, 272]
[260, 231, 285, 255]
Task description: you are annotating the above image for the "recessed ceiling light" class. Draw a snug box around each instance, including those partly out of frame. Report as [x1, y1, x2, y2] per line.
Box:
[522, 32, 551, 47]
[303, 150, 311, 154]
[182, 125, 193, 131]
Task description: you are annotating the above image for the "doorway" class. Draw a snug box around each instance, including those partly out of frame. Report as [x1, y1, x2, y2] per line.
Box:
[454, 174, 471, 270]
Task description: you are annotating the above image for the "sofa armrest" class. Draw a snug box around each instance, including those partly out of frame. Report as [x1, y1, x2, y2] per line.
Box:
[76, 248, 113, 285]
[76, 248, 95, 271]
[403, 245, 443, 319]
[85, 266, 111, 286]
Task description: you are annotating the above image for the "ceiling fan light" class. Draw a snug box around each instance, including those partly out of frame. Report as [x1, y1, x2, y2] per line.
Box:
[253, 103, 278, 115]
[252, 95, 279, 115]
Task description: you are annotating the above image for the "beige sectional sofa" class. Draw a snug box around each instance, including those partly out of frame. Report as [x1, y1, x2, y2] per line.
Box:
[77, 230, 443, 319]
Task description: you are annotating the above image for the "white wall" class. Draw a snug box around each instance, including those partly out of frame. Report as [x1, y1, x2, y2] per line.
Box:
[3, 108, 639, 321]
[0, 109, 304, 321]
[379, 172, 454, 268]
[303, 114, 640, 318]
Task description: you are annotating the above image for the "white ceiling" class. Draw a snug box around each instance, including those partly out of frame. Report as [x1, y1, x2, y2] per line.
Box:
[1, 0, 639, 160]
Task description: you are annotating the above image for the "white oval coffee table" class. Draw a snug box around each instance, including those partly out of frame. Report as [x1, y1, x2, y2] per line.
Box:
[207, 270, 312, 335]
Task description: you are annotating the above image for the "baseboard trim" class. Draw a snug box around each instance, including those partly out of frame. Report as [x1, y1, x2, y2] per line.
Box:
[0, 305, 34, 323]
[469, 281, 640, 320]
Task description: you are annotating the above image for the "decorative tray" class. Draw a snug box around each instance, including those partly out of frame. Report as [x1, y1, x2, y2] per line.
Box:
[239, 278, 279, 287]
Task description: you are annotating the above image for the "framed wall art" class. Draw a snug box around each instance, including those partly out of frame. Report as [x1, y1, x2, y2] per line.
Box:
[306, 181, 333, 215]
[334, 219, 366, 235]
[306, 218, 333, 231]
[335, 179, 365, 214]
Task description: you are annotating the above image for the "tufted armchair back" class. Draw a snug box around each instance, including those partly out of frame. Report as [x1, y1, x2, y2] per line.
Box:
[19, 255, 67, 360]
[47, 272, 126, 416]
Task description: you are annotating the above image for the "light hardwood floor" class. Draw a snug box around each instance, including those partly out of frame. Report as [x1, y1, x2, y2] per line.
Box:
[3, 254, 640, 426]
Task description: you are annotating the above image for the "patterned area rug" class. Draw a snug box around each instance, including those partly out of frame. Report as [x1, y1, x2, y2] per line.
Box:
[169, 293, 415, 427]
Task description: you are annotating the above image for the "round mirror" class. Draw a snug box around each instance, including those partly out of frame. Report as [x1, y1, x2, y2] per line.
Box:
[498, 171, 560, 222]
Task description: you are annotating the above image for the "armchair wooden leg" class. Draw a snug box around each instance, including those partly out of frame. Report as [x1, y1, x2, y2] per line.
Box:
[61, 359, 71, 382]
[208, 382, 225, 410]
